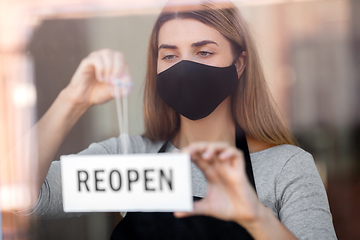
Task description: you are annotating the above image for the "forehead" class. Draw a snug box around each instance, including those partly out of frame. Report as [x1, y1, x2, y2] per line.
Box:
[158, 18, 228, 46]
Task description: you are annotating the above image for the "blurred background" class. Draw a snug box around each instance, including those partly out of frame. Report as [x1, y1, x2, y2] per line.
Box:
[0, 0, 359, 239]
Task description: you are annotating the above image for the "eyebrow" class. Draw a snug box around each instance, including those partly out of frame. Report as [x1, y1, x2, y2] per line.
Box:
[192, 40, 218, 47]
[158, 40, 218, 51]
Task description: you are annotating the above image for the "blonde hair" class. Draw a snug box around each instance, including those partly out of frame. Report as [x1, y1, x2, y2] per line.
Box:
[143, 2, 295, 145]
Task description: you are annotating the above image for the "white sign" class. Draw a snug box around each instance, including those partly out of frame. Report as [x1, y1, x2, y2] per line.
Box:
[61, 153, 192, 212]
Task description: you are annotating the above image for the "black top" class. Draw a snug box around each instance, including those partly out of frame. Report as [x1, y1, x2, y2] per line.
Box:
[111, 124, 256, 240]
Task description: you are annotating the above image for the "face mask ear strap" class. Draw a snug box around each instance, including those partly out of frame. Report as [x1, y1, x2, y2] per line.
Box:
[233, 59, 237, 65]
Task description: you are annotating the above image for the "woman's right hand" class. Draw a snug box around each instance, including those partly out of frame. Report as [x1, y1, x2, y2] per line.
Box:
[62, 49, 131, 109]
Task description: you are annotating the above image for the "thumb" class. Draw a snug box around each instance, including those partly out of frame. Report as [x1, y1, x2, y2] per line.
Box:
[173, 200, 208, 218]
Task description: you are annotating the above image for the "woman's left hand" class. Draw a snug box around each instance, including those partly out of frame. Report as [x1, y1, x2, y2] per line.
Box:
[174, 142, 262, 227]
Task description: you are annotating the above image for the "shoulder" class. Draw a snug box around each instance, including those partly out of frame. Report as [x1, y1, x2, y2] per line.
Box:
[251, 144, 320, 212]
[251, 144, 320, 194]
[77, 135, 166, 155]
[250, 144, 314, 176]
[251, 144, 309, 162]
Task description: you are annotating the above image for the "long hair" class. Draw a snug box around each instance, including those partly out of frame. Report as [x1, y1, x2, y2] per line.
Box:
[142, 2, 295, 145]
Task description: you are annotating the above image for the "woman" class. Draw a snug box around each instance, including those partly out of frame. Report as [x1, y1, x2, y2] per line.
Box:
[22, 1, 337, 239]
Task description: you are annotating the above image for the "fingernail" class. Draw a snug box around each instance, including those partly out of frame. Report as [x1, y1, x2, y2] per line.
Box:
[202, 151, 211, 159]
[219, 151, 230, 159]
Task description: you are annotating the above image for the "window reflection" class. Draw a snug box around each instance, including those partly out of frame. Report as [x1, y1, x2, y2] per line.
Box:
[1, 0, 359, 239]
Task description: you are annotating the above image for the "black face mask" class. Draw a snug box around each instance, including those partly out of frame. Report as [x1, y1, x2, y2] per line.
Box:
[157, 60, 239, 120]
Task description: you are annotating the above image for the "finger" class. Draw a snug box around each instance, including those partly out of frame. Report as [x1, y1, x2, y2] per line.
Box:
[201, 142, 230, 160]
[184, 142, 213, 160]
[216, 154, 247, 185]
[190, 152, 210, 172]
[99, 49, 113, 83]
[173, 211, 191, 218]
[202, 164, 220, 182]
[218, 147, 243, 161]
[174, 200, 208, 218]
[183, 142, 225, 176]
[88, 52, 105, 81]
[91, 55, 105, 83]
[190, 154, 220, 182]
[183, 142, 233, 180]
[184, 142, 208, 154]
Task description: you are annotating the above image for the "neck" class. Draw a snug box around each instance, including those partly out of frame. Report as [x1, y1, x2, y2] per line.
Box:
[172, 98, 236, 149]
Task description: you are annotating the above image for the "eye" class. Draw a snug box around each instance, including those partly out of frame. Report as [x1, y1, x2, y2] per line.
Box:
[198, 51, 213, 57]
[162, 55, 176, 60]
